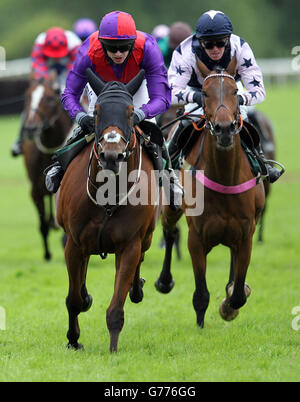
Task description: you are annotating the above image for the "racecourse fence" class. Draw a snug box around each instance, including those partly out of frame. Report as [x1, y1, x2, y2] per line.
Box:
[0, 57, 299, 115]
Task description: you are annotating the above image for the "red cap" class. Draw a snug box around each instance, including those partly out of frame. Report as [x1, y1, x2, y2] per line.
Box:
[43, 27, 68, 58]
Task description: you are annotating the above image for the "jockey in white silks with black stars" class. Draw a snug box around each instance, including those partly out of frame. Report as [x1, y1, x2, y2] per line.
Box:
[167, 10, 282, 183]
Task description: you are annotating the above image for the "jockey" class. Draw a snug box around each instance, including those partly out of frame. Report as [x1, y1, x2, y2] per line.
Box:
[11, 27, 81, 157]
[73, 18, 98, 42]
[158, 21, 193, 68]
[45, 10, 183, 209]
[167, 10, 282, 183]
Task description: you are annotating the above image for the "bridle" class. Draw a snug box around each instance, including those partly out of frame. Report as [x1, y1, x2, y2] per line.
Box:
[201, 72, 243, 136]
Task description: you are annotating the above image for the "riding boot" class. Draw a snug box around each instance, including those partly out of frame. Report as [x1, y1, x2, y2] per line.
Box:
[161, 139, 184, 211]
[44, 126, 86, 193]
[167, 119, 190, 169]
[11, 128, 24, 157]
[255, 143, 283, 183]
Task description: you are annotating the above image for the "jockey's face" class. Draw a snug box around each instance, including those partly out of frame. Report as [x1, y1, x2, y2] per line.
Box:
[200, 37, 229, 61]
[106, 49, 130, 64]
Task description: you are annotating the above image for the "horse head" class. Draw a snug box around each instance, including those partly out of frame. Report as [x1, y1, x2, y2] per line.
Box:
[86, 68, 145, 174]
[197, 55, 242, 150]
[23, 72, 62, 137]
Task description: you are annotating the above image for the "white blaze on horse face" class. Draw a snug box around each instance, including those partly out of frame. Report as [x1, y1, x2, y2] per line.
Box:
[104, 131, 122, 143]
[29, 85, 45, 120]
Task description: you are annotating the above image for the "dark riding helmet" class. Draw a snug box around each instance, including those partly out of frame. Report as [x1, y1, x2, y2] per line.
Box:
[98, 11, 136, 53]
[195, 10, 233, 40]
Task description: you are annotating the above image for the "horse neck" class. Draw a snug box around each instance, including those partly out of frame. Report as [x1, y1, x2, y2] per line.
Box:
[205, 130, 244, 186]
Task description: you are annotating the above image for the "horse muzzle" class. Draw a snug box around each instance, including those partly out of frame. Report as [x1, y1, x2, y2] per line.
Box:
[214, 122, 237, 150]
[99, 150, 125, 175]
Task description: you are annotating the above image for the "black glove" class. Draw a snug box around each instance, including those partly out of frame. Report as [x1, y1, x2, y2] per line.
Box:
[238, 95, 244, 105]
[76, 113, 95, 134]
[133, 108, 146, 126]
[193, 91, 203, 107]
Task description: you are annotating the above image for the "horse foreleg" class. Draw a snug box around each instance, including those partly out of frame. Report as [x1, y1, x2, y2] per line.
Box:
[220, 240, 252, 321]
[107, 240, 142, 353]
[31, 188, 51, 260]
[155, 207, 183, 293]
[65, 235, 91, 350]
[188, 228, 210, 328]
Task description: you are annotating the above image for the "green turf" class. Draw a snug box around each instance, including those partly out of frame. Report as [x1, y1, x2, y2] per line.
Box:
[0, 85, 300, 382]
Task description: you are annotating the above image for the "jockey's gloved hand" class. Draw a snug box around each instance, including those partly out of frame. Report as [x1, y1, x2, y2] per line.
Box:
[75, 112, 95, 134]
[193, 91, 203, 107]
[133, 108, 145, 126]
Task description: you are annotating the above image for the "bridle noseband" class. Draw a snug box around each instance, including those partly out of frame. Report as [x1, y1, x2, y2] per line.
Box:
[202, 73, 243, 136]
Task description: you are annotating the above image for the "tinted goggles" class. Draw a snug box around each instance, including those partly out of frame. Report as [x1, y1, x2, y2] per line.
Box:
[103, 43, 132, 53]
[201, 38, 229, 50]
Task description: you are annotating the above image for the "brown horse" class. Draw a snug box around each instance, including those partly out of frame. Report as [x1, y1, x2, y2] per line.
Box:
[56, 69, 158, 352]
[22, 74, 72, 259]
[156, 57, 265, 327]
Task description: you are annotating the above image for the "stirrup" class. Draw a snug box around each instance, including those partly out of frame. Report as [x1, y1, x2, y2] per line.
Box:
[264, 158, 285, 183]
[167, 169, 184, 211]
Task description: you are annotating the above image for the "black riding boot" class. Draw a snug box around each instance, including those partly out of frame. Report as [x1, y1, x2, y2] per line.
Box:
[255, 143, 284, 183]
[161, 140, 184, 211]
[167, 119, 190, 169]
[44, 127, 85, 193]
[11, 129, 24, 157]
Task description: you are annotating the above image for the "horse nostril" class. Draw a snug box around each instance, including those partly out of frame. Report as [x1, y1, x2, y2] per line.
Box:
[214, 123, 222, 134]
[117, 153, 125, 162]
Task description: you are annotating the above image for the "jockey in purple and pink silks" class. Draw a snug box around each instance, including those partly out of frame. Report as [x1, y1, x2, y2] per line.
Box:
[46, 11, 184, 209]
[61, 10, 171, 133]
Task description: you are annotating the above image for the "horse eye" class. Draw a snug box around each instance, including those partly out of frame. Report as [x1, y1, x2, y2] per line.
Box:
[202, 91, 207, 98]
[234, 89, 238, 95]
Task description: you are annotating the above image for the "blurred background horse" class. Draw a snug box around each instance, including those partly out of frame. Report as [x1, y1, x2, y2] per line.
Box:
[21, 73, 72, 259]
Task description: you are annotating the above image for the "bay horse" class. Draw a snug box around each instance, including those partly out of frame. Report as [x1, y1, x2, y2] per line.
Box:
[156, 57, 265, 327]
[56, 69, 158, 352]
[22, 73, 72, 259]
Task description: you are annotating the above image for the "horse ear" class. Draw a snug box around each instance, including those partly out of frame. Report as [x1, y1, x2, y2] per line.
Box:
[125, 69, 145, 96]
[226, 54, 237, 77]
[196, 57, 211, 78]
[86, 68, 105, 96]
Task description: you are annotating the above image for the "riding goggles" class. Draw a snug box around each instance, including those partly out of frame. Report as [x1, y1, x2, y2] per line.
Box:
[200, 38, 229, 49]
[103, 43, 133, 53]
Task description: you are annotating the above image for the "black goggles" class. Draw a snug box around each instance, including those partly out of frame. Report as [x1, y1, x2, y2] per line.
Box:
[103, 43, 132, 53]
[201, 38, 229, 50]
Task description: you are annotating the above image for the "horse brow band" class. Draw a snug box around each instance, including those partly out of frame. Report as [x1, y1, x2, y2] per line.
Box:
[203, 73, 236, 83]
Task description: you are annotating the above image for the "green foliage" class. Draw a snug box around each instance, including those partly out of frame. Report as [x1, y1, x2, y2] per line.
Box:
[0, 0, 298, 59]
[0, 85, 300, 381]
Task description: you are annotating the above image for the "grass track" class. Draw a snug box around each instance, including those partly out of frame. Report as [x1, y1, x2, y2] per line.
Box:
[0, 84, 300, 382]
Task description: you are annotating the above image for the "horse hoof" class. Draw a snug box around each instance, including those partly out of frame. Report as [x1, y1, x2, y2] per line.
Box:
[219, 298, 239, 321]
[154, 278, 175, 294]
[81, 294, 93, 312]
[67, 342, 84, 351]
[44, 251, 51, 261]
[129, 278, 145, 303]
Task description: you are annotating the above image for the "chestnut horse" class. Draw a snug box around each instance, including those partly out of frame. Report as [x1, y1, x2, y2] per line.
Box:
[156, 57, 265, 327]
[56, 69, 158, 352]
[22, 74, 72, 259]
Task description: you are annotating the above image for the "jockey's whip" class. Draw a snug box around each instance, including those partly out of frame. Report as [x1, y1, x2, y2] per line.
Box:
[160, 105, 201, 131]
